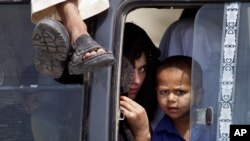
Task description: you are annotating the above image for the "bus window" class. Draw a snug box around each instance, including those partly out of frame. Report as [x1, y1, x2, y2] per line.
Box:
[191, 4, 224, 140]
[114, 2, 250, 141]
[0, 4, 84, 141]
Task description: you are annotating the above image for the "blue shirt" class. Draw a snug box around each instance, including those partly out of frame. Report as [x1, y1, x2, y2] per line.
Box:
[152, 114, 216, 141]
[152, 115, 185, 141]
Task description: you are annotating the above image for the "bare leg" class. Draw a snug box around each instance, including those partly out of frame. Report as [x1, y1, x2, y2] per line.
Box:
[32, 0, 114, 77]
[56, 0, 106, 59]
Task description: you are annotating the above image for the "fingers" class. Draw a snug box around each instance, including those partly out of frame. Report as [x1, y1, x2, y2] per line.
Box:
[120, 96, 142, 111]
[120, 96, 146, 120]
[120, 96, 150, 139]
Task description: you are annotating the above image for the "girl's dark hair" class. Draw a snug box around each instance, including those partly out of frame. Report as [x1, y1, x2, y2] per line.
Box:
[123, 23, 160, 67]
[123, 23, 160, 121]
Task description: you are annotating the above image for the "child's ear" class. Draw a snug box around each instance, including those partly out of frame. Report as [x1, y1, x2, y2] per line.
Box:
[195, 88, 204, 106]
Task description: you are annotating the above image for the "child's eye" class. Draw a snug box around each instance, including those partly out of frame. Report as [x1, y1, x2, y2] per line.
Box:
[175, 90, 186, 96]
[159, 90, 168, 95]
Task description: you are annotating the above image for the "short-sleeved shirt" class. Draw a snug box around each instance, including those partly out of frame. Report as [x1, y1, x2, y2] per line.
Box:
[152, 115, 185, 141]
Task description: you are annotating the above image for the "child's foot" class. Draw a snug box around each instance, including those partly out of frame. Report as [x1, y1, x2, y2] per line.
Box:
[32, 17, 115, 78]
[55, 1, 115, 74]
[68, 34, 115, 75]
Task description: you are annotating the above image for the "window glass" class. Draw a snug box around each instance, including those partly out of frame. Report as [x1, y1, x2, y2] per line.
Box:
[191, 4, 224, 141]
[0, 5, 83, 141]
[233, 3, 250, 124]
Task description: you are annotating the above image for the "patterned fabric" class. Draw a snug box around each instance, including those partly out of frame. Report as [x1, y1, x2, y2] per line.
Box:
[119, 56, 135, 141]
[218, 3, 240, 141]
[120, 56, 134, 95]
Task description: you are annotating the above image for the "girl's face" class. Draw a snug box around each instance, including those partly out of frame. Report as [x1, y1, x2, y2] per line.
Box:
[156, 67, 191, 122]
[128, 53, 147, 100]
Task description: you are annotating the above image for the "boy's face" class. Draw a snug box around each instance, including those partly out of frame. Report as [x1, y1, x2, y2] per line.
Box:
[156, 67, 191, 121]
[128, 53, 147, 100]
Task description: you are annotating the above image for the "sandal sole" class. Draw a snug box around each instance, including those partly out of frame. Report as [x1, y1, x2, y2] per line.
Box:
[32, 17, 70, 78]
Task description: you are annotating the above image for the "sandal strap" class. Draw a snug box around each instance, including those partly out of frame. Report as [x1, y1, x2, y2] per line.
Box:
[70, 34, 110, 65]
[72, 34, 101, 55]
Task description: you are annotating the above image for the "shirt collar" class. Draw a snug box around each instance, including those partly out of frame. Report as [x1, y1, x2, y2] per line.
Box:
[154, 115, 180, 135]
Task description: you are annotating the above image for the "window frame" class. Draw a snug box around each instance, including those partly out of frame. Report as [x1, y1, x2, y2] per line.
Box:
[109, 1, 248, 141]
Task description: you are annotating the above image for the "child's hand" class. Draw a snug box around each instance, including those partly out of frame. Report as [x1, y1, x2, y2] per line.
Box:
[120, 96, 151, 141]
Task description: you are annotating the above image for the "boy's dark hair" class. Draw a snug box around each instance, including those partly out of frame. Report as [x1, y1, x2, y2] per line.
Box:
[156, 55, 203, 91]
[122, 23, 160, 121]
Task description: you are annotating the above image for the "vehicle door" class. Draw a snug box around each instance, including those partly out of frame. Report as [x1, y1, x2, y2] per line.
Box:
[191, 2, 250, 141]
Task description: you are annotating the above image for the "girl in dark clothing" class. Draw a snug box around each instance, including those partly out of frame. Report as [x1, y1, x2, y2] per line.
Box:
[119, 23, 160, 141]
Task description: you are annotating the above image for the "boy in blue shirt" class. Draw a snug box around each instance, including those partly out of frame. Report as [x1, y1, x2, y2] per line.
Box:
[152, 55, 204, 141]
